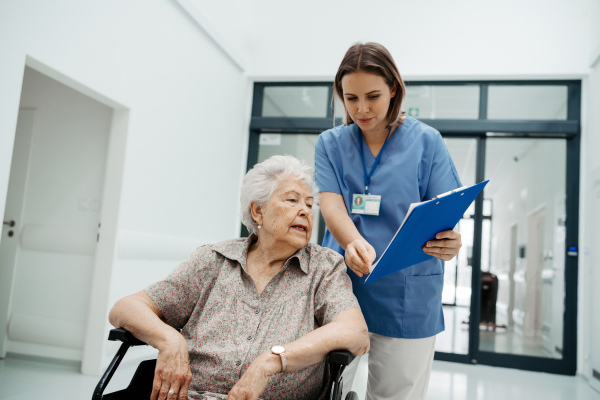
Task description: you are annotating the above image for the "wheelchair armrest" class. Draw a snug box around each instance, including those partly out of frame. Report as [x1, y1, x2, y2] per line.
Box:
[108, 328, 148, 347]
[326, 350, 355, 400]
[93, 329, 147, 399]
[327, 349, 355, 366]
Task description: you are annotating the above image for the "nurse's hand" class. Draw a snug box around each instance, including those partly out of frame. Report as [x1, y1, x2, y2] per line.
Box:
[422, 229, 462, 261]
[345, 239, 376, 277]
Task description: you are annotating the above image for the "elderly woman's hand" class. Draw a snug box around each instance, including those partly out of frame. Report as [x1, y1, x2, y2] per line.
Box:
[227, 351, 280, 400]
[345, 238, 376, 277]
[422, 229, 462, 261]
[151, 330, 193, 400]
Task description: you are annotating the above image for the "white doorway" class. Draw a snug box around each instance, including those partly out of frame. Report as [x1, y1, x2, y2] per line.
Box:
[0, 67, 112, 361]
[0, 109, 36, 356]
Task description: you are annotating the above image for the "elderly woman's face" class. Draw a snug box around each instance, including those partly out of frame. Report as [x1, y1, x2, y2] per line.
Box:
[257, 178, 314, 250]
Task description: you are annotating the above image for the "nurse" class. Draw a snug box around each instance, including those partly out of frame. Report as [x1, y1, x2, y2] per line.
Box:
[314, 42, 463, 400]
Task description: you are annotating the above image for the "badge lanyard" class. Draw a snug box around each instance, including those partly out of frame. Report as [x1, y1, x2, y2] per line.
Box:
[352, 124, 394, 216]
[358, 124, 393, 194]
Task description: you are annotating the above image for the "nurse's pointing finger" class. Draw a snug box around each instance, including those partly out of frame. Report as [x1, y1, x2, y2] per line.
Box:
[345, 247, 364, 276]
[353, 243, 369, 263]
[355, 241, 376, 272]
[346, 240, 372, 275]
[351, 255, 370, 275]
[362, 240, 376, 260]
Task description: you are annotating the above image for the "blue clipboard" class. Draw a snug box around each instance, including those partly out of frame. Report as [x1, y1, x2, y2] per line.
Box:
[364, 180, 489, 285]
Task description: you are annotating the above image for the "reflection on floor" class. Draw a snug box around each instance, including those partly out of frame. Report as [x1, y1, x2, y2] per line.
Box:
[1, 353, 598, 400]
[436, 305, 470, 354]
[436, 305, 560, 358]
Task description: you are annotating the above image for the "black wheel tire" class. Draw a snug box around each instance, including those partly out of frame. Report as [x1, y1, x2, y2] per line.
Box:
[345, 392, 359, 400]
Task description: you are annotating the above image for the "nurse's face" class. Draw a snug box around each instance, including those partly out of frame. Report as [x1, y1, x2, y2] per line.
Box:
[340, 71, 396, 136]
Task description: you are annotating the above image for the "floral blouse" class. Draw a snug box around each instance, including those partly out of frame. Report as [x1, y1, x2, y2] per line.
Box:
[145, 235, 359, 400]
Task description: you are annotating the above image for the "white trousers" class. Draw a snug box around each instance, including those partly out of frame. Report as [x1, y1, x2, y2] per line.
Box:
[341, 333, 436, 400]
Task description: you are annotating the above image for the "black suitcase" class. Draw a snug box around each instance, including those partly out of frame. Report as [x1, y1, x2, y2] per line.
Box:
[480, 271, 499, 325]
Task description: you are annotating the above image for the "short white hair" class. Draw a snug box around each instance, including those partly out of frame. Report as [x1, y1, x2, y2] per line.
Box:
[240, 155, 318, 236]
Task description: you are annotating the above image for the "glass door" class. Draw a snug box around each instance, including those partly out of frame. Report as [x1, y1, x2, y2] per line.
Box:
[478, 137, 566, 359]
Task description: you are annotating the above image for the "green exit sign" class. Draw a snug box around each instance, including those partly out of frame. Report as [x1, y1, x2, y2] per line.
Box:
[408, 107, 420, 117]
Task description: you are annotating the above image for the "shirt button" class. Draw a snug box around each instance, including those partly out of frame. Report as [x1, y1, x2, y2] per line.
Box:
[254, 309, 259, 315]
[236, 360, 241, 366]
[247, 335, 252, 340]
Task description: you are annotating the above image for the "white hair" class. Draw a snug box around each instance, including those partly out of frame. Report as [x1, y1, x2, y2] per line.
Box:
[240, 155, 319, 235]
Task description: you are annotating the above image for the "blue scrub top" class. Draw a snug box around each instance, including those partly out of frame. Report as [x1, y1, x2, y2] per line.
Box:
[314, 117, 462, 338]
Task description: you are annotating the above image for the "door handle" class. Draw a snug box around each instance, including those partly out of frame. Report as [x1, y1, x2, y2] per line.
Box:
[3, 220, 15, 227]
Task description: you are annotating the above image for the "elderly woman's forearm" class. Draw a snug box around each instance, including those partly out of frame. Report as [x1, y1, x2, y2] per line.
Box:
[280, 308, 369, 373]
[108, 290, 179, 350]
[232, 311, 368, 400]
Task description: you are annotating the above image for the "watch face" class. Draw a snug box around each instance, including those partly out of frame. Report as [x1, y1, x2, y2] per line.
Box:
[271, 345, 285, 354]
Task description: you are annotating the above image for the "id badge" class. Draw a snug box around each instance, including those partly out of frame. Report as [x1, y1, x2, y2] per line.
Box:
[351, 194, 381, 216]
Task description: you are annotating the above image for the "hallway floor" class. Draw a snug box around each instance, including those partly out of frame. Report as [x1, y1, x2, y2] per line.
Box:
[1, 352, 599, 400]
[350, 354, 600, 400]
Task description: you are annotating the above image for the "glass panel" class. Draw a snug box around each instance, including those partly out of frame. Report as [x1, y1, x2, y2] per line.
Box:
[262, 86, 329, 118]
[435, 138, 477, 355]
[481, 138, 566, 359]
[483, 198, 492, 217]
[488, 85, 568, 120]
[404, 85, 480, 119]
[257, 133, 321, 243]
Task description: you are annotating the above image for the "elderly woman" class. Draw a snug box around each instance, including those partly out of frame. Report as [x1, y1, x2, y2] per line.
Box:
[108, 155, 369, 400]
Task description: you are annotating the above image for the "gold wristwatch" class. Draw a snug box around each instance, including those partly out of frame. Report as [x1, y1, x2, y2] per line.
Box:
[270, 345, 287, 372]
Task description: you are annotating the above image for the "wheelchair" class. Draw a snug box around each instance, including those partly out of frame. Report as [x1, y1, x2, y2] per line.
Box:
[93, 328, 359, 400]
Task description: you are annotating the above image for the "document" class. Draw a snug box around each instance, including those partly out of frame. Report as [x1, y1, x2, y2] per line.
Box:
[364, 180, 489, 285]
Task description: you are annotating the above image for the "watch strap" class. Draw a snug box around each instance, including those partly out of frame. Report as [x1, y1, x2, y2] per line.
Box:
[279, 351, 287, 373]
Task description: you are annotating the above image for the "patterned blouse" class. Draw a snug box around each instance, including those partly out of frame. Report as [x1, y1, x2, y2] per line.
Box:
[144, 235, 359, 400]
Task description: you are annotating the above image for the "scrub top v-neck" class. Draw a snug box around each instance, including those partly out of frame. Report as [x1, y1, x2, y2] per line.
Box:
[314, 116, 462, 338]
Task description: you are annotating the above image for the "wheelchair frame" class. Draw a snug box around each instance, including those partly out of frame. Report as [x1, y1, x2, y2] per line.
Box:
[93, 328, 357, 400]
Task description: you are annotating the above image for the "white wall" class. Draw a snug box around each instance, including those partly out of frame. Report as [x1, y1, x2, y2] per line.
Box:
[581, 0, 600, 390]
[0, 0, 249, 374]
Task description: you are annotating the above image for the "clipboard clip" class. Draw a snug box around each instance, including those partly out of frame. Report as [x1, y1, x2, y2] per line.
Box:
[432, 185, 468, 200]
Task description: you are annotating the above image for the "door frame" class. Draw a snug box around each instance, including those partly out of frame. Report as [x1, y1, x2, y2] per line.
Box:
[245, 80, 581, 375]
[0, 56, 130, 376]
[0, 108, 36, 358]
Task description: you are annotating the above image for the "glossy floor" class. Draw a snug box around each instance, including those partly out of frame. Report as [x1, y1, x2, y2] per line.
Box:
[436, 305, 559, 358]
[350, 354, 600, 400]
[0, 353, 599, 399]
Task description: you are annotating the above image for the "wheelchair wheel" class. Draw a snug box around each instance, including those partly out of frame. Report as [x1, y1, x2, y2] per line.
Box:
[345, 392, 359, 400]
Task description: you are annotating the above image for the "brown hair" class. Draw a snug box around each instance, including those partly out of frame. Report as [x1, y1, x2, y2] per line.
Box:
[334, 42, 406, 127]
